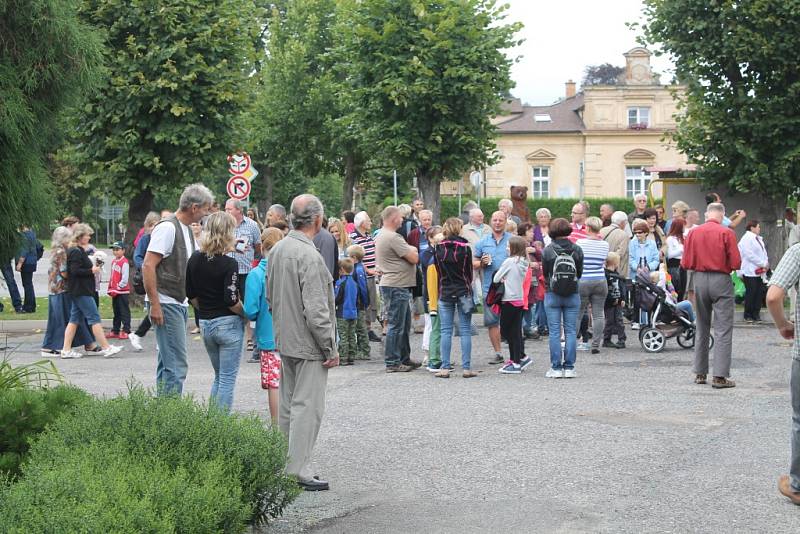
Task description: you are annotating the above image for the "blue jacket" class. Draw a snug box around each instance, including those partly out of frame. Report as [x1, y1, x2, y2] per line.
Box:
[352, 262, 369, 307]
[133, 233, 151, 269]
[335, 274, 363, 320]
[629, 238, 660, 277]
[243, 258, 275, 350]
[16, 230, 39, 272]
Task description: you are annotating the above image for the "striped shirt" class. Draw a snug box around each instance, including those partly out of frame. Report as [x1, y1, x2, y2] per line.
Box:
[350, 230, 377, 274]
[768, 243, 800, 361]
[576, 237, 609, 281]
[227, 216, 262, 274]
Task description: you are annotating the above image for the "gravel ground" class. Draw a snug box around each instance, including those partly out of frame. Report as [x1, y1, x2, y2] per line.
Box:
[3, 317, 799, 533]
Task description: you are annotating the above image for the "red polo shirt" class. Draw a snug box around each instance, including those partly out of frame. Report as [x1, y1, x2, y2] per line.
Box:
[681, 219, 741, 273]
[568, 222, 588, 243]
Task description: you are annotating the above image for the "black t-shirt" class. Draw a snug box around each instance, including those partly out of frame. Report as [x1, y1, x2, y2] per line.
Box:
[185, 252, 240, 320]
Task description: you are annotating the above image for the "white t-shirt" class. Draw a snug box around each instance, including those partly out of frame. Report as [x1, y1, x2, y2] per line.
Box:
[145, 220, 193, 306]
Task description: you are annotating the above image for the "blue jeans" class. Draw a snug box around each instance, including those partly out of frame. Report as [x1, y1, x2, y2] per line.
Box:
[152, 303, 189, 396]
[200, 315, 244, 411]
[791, 359, 800, 492]
[544, 292, 580, 370]
[382, 287, 412, 367]
[1, 260, 21, 310]
[676, 301, 695, 323]
[535, 301, 548, 331]
[439, 296, 473, 370]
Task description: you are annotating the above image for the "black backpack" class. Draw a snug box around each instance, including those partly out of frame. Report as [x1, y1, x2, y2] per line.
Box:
[550, 245, 578, 296]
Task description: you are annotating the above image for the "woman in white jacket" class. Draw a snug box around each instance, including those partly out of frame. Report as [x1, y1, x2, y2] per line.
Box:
[738, 220, 769, 322]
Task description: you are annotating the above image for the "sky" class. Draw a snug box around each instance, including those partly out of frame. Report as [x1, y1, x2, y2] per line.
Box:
[503, 0, 675, 105]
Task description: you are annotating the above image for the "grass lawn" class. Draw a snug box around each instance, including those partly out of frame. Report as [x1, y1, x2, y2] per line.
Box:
[0, 296, 147, 321]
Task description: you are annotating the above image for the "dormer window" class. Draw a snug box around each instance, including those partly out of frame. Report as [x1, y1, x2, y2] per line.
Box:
[534, 113, 551, 122]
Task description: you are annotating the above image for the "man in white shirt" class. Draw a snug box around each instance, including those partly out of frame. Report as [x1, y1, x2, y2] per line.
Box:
[143, 184, 213, 395]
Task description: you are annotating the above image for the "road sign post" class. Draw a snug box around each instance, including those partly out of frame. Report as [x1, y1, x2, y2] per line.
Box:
[226, 175, 251, 200]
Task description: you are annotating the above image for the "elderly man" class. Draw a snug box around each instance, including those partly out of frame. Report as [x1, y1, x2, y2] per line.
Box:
[766, 243, 800, 504]
[459, 200, 478, 224]
[266, 204, 287, 227]
[474, 211, 512, 363]
[267, 194, 338, 491]
[569, 202, 589, 243]
[350, 211, 381, 342]
[681, 203, 741, 388]
[498, 198, 521, 225]
[628, 193, 648, 225]
[225, 200, 262, 355]
[376, 205, 420, 372]
[143, 184, 213, 396]
[599, 203, 614, 227]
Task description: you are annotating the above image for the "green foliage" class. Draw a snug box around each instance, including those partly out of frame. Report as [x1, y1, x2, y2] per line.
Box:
[338, 0, 522, 218]
[0, 445, 249, 533]
[639, 0, 800, 198]
[0, 357, 63, 391]
[582, 63, 625, 86]
[0, 385, 90, 478]
[25, 387, 299, 526]
[0, 0, 103, 260]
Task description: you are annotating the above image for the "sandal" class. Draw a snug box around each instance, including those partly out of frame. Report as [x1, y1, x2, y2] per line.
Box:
[694, 374, 707, 385]
[712, 377, 736, 389]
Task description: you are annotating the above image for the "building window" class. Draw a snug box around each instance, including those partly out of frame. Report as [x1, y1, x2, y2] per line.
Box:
[627, 107, 650, 128]
[534, 113, 551, 122]
[625, 166, 651, 198]
[530, 166, 550, 198]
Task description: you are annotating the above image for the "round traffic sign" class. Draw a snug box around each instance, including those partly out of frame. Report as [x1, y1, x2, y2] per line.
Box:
[228, 153, 251, 175]
[227, 176, 251, 200]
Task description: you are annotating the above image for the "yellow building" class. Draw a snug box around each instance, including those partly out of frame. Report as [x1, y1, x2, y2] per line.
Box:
[472, 47, 688, 200]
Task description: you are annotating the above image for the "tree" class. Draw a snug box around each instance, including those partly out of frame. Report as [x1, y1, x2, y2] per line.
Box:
[582, 63, 625, 86]
[72, 0, 268, 243]
[339, 0, 521, 221]
[0, 0, 103, 260]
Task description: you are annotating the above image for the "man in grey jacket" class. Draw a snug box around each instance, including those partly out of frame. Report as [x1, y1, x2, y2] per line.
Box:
[267, 194, 338, 491]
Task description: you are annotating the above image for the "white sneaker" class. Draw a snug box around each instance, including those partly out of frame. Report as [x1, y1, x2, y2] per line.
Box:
[60, 349, 82, 359]
[631, 323, 641, 330]
[564, 369, 577, 378]
[129, 333, 143, 352]
[577, 342, 590, 351]
[100, 345, 122, 358]
[545, 368, 563, 378]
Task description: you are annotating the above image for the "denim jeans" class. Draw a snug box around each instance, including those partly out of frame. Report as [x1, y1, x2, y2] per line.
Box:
[20, 270, 35, 312]
[535, 301, 548, 332]
[791, 359, 800, 492]
[1, 260, 21, 310]
[523, 307, 534, 333]
[152, 303, 189, 396]
[545, 291, 580, 370]
[200, 315, 244, 411]
[382, 287, 412, 367]
[439, 296, 473, 370]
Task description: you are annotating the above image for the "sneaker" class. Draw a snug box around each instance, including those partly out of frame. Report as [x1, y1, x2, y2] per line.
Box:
[368, 331, 382, 343]
[386, 364, 414, 373]
[60, 349, 82, 359]
[563, 368, 577, 378]
[106, 331, 119, 339]
[519, 356, 533, 370]
[426, 363, 442, 372]
[128, 333, 143, 352]
[602, 340, 616, 348]
[499, 361, 521, 374]
[616, 341, 626, 349]
[591, 348, 600, 355]
[406, 359, 422, 369]
[523, 329, 540, 340]
[631, 323, 641, 330]
[545, 368, 562, 378]
[118, 332, 129, 340]
[100, 345, 122, 358]
[538, 328, 549, 337]
[577, 342, 590, 352]
[247, 354, 261, 363]
[488, 354, 504, 365]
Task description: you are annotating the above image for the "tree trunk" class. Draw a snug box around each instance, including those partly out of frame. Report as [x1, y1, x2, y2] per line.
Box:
[126, 188, 154, 256]
[342, 151, 358, 212]
[263, 165, 274, 207]
[417, 171, 442, 224]
[759, 195, 785, 268]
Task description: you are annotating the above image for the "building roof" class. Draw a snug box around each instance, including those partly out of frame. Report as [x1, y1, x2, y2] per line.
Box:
[496, 94, 585, 134]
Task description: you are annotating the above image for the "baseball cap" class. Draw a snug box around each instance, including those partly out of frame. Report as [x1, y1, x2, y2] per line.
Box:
[110, 241, 124, 249]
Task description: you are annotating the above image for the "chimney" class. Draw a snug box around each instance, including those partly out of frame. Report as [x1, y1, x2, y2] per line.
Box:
[565, 80, 576, 98]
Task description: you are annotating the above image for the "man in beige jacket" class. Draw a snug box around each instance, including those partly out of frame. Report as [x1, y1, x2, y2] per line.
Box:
[267, 194, 338, 491]
[600, 211, 630, 278]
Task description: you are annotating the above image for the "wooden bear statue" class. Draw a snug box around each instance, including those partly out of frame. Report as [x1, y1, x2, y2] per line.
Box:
[510, 185, 531, 223]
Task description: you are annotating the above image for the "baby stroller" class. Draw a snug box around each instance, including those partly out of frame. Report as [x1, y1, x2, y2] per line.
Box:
[633, 271, 714, 353]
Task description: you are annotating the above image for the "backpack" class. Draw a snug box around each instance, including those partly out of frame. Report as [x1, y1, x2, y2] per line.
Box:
[550, 245, 578, 296]
[35, 240, 44, 260]
[131, 266, 146, 295]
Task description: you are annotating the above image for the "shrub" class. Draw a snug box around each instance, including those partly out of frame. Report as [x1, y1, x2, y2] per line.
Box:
[0, 444, 249, 533]
[0, 385, 91, 478]
[24, 387, 299, 526]
[0, 357, 63, 390]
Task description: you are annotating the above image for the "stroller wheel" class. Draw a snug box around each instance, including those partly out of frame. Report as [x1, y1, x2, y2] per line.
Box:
[640, 327, 666, 353]
[677, 327, 695, 349]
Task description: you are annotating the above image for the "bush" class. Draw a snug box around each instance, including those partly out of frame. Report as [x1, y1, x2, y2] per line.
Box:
[19, 387, 299, 527]
[0, 444, 249, 533]
[0, 385, 91, 478]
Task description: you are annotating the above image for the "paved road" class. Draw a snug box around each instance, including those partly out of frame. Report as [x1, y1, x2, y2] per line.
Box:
[3, 318, 799, 533]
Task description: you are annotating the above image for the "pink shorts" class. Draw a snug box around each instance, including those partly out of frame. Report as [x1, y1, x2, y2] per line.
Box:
[259, 350, 281, 390]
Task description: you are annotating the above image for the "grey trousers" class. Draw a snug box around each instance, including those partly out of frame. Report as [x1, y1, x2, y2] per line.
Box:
[578, 279, 608, 349]
[279, 355, 329, 482]
[693, 271, 734, 377]
[792, 359, 800, 491]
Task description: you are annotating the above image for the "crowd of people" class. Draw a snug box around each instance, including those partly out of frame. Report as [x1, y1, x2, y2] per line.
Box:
[22, 183, 800, 500]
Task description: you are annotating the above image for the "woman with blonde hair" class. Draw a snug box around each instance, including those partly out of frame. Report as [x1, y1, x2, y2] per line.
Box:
[244, 226, 284, 422]
[60, 224, 122, 359]
[328, 217, 351, 259]
[186, 212, 245, 411]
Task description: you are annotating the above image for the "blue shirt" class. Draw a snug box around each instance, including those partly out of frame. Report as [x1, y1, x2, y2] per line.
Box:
[243, 258, 275, 350]
[474, 231, 512, 295]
